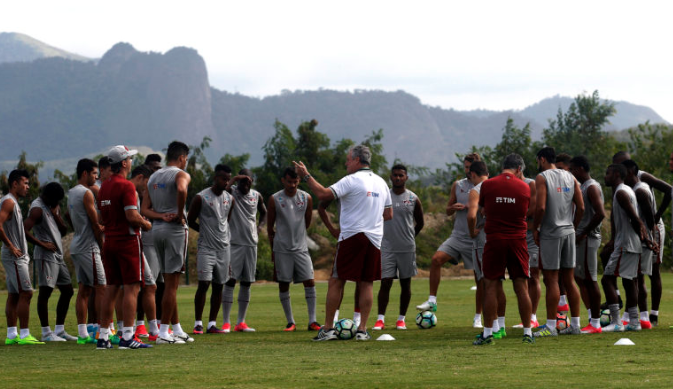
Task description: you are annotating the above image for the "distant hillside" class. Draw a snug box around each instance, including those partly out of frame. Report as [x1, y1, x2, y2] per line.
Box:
[0, 32, 92, 63]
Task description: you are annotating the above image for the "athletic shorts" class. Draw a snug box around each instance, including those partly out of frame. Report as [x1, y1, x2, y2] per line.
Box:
[656, 222, 664, 264]
[437, 236, 474, 269]
[472, 246, 484, 281]
[1, 254, 33, 293]
[482, 237, 529, 280]
[153, 224, 188, 274]
[35, 258, 71, 288]
[143, 245, 163, 284]
[381, 251, 417, 280]
[527, 233, 539, 268]
[230, 244, 257, 283]
[575, 237, 600, 281]
[103, 236, 144, 286]
[639, 248, 653, 276]
[273, 250, 314, 283]
[539, 233, 576, 271]
[71, 250, 106, 287]
[604, 247, 640, 280]
[142, 254, 156, 286]
[197, 246, 231, 284]
[332, 233, 381, 282]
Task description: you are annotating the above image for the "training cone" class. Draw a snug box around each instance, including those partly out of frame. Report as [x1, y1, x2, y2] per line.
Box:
[376, 334, 395, 341]
[614, 338, 635, 346]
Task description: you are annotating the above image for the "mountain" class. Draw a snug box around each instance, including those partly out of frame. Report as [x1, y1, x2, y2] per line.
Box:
[0, 32, 92, 63]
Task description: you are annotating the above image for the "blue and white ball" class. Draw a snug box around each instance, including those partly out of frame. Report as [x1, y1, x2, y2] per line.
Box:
[416, 311, 437, 329]
[335, 318, 356, 340]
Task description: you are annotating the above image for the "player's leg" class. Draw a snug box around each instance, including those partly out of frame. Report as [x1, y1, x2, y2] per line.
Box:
[476, 278, 498, 344]
[222, 278, 236, 331]
[417, 250, 452, 311]
[193, 249, 213, 334]
[98, 284, 120, 345]
[159, 272, 180, 336]
[637, 249, 653, 328]
[37, 286, 55, 338]
[650, 262, 662, 325]
[560, 267, 581, 334]
[557, 277, 568, 312]
[493, 281, 507, 338]
[397, 277, 412, 329]
[323, 277, 346, 330]
[542, 269, 560, 329]
[279, 281, 295, 330]
[356, 280, 374, 332]
[155, 281, 164, 323]
[87, 289, 97, 334]
[75, 283, 93, 341]
[140, 283, 157, 337]
[637, 273, 649, 326]
[513, 277, 532, 329]
[235, 246, 257, 332]
[121, 282, 141, 342]
[16, 258, 38, 343]
[207, 282, 224, 332]
[303, 279, 319, 330]
[622, 276, 640, 330]
[374, 278, 393, 330]
[54, 282, 75, 340]
[275, 252, 296, 330]
[5, 292, 19, 342]
[529, 267, 540, 325]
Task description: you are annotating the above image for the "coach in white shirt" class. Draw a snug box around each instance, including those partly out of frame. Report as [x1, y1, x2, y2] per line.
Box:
[294, 145, 392, 341]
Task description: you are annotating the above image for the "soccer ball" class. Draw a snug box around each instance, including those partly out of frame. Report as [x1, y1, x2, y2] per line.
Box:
[556, 313, 569, 331]
[600, 309, 611, 327]
[334, 318, 356, 340]
[416, 311, 437, 329]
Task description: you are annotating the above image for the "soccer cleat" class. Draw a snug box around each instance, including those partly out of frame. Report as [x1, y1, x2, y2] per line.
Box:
[207, 325, 227, 334]
[173, 332, 195, 343]
[473, 318, 483, 328]
[522, 334, 535, 344]
[640, 320, 652, 330]
[110, 334, 121, 345]
[96, 338, 112, 349]
[492, 328, 507, 339]
[5, 337, 19, 345]
[87, 324, 96, 336]
[135, 324, 149, 338]
[557, 303, 569, 313]
[118, 337, 152, 349]
[650, 314, 658, 327]
[533, 325, 558, 337]
[156, 334, 185, 345]
[625, 323, 642, 331]
[396, 320, 407, 330]
[602, 323, 625, 332]
[193, 325, 204, 335]
[234, 323, 256, 332]
[312, 328, 338, 341]
[622, 320, 629, 326]
[355, 330, 371, 341]
[221, 323, 231, 333]
[77, 335, 96, 344]
[308, 322, 322, 331]
[472, 333, 494, 345]
[580, 324, 602, 334]
[372, 320, 385, 331]
[56, 331, 78, 341]
[41, 332, 66, 342]
[284, 323, 296, 332]
[513, 319, 539, 329]
[18, 335, 45, 345]
[148, 333, 159, 342]
[559, 325, 581, 335]
[416, 301, 437, 312]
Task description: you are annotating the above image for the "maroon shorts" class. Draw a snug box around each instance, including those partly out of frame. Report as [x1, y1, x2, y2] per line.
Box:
[103, 236, 144, 286]
[482, 237, 529, 280]
[332, 233, 381, 282]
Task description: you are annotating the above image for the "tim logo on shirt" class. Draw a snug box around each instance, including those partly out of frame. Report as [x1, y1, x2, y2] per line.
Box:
[367, 192, 380, 198]
[556, 187, 571, 193]
[495, 197, 516, 204]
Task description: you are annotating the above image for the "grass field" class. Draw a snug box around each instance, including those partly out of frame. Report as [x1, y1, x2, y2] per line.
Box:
[2, 275, 673, 388]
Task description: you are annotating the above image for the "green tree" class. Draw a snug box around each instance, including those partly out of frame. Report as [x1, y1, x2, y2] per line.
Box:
[186, 136, 213, 208]
[492, 117, 540, 178]
[219, 153, 250, 175]
[253, 120, 297, 199]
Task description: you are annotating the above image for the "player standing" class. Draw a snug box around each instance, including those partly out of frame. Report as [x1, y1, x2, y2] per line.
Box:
[267, 168, 321, 332]
[513, 176, 540, 328]
[372, 164, 424, 331]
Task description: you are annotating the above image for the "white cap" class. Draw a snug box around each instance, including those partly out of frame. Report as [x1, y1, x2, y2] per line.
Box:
[108, 145, 138, 163]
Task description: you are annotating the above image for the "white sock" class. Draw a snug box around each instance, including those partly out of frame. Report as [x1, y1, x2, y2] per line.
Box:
[474, 313, 482, 321]
[590, 318, 600, 329]
[42, 326, 51, 336]
[640, 311, 649, 321]
[587, 309, 592, 319]
[616, 289, 621, 296]
[172, 323, 184, 334]
[78, 324, 88, 338]
[149, 320, 159, 335]
[531, 313, 537, 322]
[428, 295, 437, 304]
[523, 327, 532, 336]
[353, 312, 361, 323]
[117, 321, 124, 331]
[377, 314, 385, 322]
[99, 327, 109, 341]
[208, 321, 217, 329]
[19, 328, 30, 339]
[195, 320, 203, 327]
[137, 320, 145, 326]
[398, 315, 405, 322]
[484, 327, 493, 337]
[622, 312, 629, 322]
[54, 324, 65, 334]
[492, 319, 500, 333]
[122, 326, 133, 341]
[651, 310, 659, 316]
[333, 309, 340, 323]
[558, 295, 567, 306]
[571, 317, 580, 328]
[7, 327, 17, 339]
[159, 324, 170, 337]
[547, 320, 556, 330]
[497, 316, 505, 328]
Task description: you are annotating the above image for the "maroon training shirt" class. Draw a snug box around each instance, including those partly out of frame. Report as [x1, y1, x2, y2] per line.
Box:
[478, 172, 530, 240]
[98, 173, 139, 238]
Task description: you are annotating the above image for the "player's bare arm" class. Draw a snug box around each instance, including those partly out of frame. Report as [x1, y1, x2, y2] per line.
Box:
[186, 194, 202, 233]
[526, 180, 537, 230]
[24, 206, 57, 252]
[175, 170, 191, 225]
[257, 193, 267, 232]
[413, 197, 424, 236]
[266, 195, 276, 246]
[125, 208, 152, 231]
[383, 206, 393, 221]
[83, 190, 104, 248]
[635, 188, 656, 231]
[292, 161, 334, 201]
[466, 189, 479, 238]
[0, 200, 22, 258]
[533, 174, 547, 245]
[577, 185, 606, 241]
[616, 190, 648, 243]
[318, 199, 339, 238]
[445, 180, 463, 216]
[640, 171, 672, 222]
[141, 186, 175, 222]
[571, 178, 585, 229]
[304, 194, 313, 229]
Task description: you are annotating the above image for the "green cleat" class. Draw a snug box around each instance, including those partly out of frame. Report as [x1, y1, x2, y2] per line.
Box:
[77, 335, 96, 345]
[17, 335, 45, 345]
[473, 333, 494, 346]
[415, 301, 437, 312]
[493, 328, 507, 339]
[110, 334, 121, 345]
[5, 337, 19, 345]
[522, 334, 535, 344]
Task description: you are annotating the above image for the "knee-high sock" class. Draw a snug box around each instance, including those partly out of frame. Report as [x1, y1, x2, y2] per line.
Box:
[305, 286, 317, 324]
[237, 285, 251, 324]
[280, 291, 294, 324]
[222, 285, 235, 324]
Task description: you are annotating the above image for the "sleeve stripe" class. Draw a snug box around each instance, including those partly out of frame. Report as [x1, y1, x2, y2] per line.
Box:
[123, 205, 138, 211]
[329, 187, 338, 200]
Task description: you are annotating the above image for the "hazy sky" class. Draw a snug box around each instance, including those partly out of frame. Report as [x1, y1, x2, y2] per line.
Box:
[3, 0, 671, 121]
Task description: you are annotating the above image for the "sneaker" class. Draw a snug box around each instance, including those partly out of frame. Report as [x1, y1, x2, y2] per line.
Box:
[56, 331, 78, 341]
[135, 324, 149, 338]
[650, 314, 658, 327]
[355, 330, 371, 341]
[221, 323, 231, 333]
[234, 323, 256, 332]
[156, 334, 185, 344]
[77, 335, 96, 344]
[513, 319, 539, 329]
[493, 328, 507, 339]
[396, 320, 407, 330]
[312, 328, 338, 341]
[473, 333, 494, 345]
[193, 325, 204, 335]
[87, 324, 96, 336]
[373, 320, 385, 331]
[533, 325, 558, 337]
[602, 323, 625, 332]
[96, 338, 112, 349]
[173, 332, 195, 342]
[17, 335, 45, 345]
[557, 303, 569, 313]
[148, 333, 159, 342]
[207, 325, 227, 334]
[580, 324, 602, 334]
[522, 334, 535, 344]
[110, 334, 121, 345]
[118, 337, 152, 349]
[41, 332, 66, 342]
[622, 320, 629, 326]
[5, 337, 19, 345]
[308, 322, 322, 331]
[416, 301, 437, 312]
[558, 325, 581, 335]
[284, 323, 296, 332]
[640, 320, 652, 330]
[625, 323, 642, 331]
[473, 318, 483, 328]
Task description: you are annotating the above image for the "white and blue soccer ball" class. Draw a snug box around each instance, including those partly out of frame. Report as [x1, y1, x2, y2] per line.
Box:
[600, 309, 611, 327]
[335, 318, 356, 340]
[416, 311, 437, 329]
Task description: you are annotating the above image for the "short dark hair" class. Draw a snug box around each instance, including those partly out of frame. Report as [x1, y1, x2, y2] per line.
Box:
[536, 147, 556, 163]
[613, 151, 630, 162]
[98, 156, 111, 169]
[569, 155, 590, 172]
[8, 169, 30, 187]
[76, 158, 98, 179]
[556, 153, 571, 165]
[144, 154, 162, 165]
[166, 141, 190, 162]
[215, 164, 232, 175]
[131, 165, 152, 179]
[391, 164, 407, 173]
[42, 182, 65, 202]
[239, 168, 252, 177]
[621, 159, 639, 175]
[608, 164, 627, 179]
[469, 161, 488, 177]
[110, 161, 124, 174]
[282, 167, 298, 179]
[464, 153, 481, 163]
[502, 153, 525, 171]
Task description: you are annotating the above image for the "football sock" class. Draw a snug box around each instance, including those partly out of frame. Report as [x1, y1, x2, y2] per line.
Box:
[222, 284, 234, 324]
[546, 320, 556, 330]
[7, 327, 17, 339]
[616, 289, 621, 296]
[523, 327, 532, 336]
[609, 304, 620, 324]
[590, 318, 600, 329]
[280, 291, 294, 324]
[621, 312, 629, 322]
[587, 309, 592, 319]
[377, 314, 385, 321]
[237, 285, 251, 324]
[558, 295, 567, 306]
[640, 311, 649, 321]
[172, 323, 184, 335]
[484, 327, 493, 337]
[208, 321, 216, 329]
[334, 309, 340, 323]
[137, 320, 145, 326]
[194, 320, 203, 327]
[353, 311, 361, 324]
[571, 317, 580, 328]
[149, 320, 159, 335]
[628, 307, 639, 326]
[19, 328, 30, 339]
[78, 324, 88, 338]
[428, 295, 437, 304]
[99, 328, 109, 341]
[492, 319, 499, 333]
[122, 327, 133, 341]
[474, 313, 481, 322]
[54, 324, 65, 334]
[497, 316, 505, 329]
[531, 313, 537, 323]
[651, 310, 659, 316]
[304, 286, 317, 323]
[398, 315, 405, 322]
[42, 326, 51, 336]
[159, 324, 170, 337]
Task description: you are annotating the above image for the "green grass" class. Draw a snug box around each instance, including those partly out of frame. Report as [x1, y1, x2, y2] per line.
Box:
[2, 275, 673, 388]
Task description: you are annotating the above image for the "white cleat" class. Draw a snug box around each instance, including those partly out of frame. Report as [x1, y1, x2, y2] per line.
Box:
[173, 332, 195, 342]
[41, 332, 66, 342]
[156, 334, 186, 344]
[473, 318, 483, 329]
[56, 331, 78, 341]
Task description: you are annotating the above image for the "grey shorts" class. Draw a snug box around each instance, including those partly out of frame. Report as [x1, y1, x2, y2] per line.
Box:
[197, 246, 231, 284]
[575, 237, 600, 281]
[539, 233, 576, 271]
[604, 247, 640, 280]
[274, 250, 314, 283]
[153, 225, 188, 274]
[2, 255, 33, 293]
[230, 244, 257, 283]
[381, 251, 417, 279]
[472, 246, 484, 281]
[527, 234, 539, 268]
[35, 258, 71, 288]
[437, 236, 474, 270]
[639, 248, 653, 276]
[143, 245, 163, 284]
[71, 250, 106, 287]
[142, 254, 156, 286]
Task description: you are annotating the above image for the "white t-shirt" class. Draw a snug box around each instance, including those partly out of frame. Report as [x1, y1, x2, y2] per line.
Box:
[329, 169, 392, 248]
